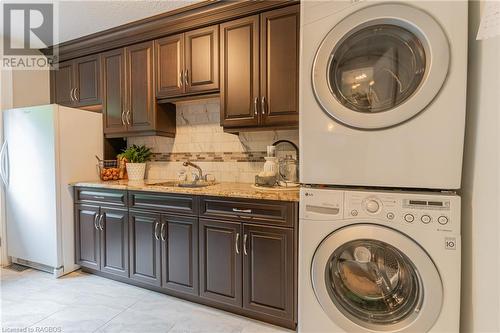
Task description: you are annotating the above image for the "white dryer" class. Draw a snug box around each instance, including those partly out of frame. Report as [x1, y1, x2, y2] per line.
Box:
[298, 187, 461, 332]
[299, 1, 468, 189]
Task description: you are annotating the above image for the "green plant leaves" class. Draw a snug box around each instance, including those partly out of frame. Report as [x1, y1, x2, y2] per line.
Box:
[117, 144, 153, 163]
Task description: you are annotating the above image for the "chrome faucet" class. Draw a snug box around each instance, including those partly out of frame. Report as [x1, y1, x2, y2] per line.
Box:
[183, 161, 203, 181]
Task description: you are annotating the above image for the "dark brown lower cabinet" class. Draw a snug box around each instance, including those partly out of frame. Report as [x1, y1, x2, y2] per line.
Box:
[75, 205, 101, 270]
[243, 224, 294, 321]
[100, 207, 129, 277]
[75, 188, 298, 329]
[129, 211, 162, 286]
[199, 219, 242, 307]
[161, 214, 198, 296]
[75, 204, 128, 276]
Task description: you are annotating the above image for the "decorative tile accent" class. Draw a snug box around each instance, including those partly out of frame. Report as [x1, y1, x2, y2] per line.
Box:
[152, 151, 268, 162]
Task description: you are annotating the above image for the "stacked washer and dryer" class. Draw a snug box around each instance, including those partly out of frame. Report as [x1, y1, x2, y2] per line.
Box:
[298, 1, 467, 333]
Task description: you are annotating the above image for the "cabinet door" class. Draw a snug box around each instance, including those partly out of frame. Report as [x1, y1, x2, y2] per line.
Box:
[185, 25, 219, 94]
[199, 219, 242, 307]
[155, 34, 184, 98]
[101, 49, 127, 134]
[54, 60, 74, 106]
[161, 215, 198, 296]
[129, 211, 162, 286]
[126, 41, 155, 132]
[75, 205, 100, 270]
[243, 224, 294, 320]
[260, 6, 299, 127]
[220, 16, 260, 128]
[74, 54, 101, 107]
[100, 207, 129, 277]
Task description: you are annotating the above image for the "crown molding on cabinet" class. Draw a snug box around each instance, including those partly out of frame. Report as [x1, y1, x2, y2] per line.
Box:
[42, 0, 298, 62]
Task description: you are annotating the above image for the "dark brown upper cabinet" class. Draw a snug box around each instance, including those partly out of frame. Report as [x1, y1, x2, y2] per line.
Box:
[102, 42, 176, 138]
[155, 25, 219, 99]
[126, 41, 155, 133]
[101, 49, 127, 135]
[260, 6, 299, 127]
[53, 55, 101, 107]
[221, 5, 299, 131]
[220, 15, 260, 128]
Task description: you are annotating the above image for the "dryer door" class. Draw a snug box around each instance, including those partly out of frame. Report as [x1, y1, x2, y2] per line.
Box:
[311, 224, 443, 332]
[312, 3, 449, 129]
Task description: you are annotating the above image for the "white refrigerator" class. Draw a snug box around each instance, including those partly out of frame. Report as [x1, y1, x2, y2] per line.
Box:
[1, 104, 103, 277]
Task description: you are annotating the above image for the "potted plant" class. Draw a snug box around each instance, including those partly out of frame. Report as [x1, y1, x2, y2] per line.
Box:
[118, 145, 153, 180]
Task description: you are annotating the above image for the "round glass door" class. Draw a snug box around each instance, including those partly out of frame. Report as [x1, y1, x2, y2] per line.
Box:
[329, 25, 426, 114]
[312, 4, 450, 129]
[312, 224, 443, 332]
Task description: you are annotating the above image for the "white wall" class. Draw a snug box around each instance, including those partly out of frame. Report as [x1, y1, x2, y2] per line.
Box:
[11, 68, 50, 107]
[460, 1, 500, 332]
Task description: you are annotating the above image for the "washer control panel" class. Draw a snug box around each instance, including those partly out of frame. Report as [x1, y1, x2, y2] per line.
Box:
[343, 190, 460, 233]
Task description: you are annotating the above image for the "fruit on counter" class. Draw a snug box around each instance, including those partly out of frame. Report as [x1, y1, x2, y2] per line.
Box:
[100, 167, 120, 181]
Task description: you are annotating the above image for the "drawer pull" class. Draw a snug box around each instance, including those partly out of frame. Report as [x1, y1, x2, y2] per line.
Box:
[93, 196, 105, 200]
[232, 208, 252, 214]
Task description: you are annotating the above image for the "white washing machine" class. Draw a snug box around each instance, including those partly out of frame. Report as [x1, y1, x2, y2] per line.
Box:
[298, 187, 461, 332]
[299, 0, 468, 189]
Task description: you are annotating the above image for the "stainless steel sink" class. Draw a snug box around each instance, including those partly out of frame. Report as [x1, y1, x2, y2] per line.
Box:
[148, 181, 215, 188]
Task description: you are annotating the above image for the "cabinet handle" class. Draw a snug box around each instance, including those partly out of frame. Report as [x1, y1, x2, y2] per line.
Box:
[243, 234, 248, 256]
[154, 222, 160, 240]
[235, 233, 240, 255]
[94, 213, 99, 230]
[232, 208, 252, 214]
[184, 69, 189, 86]
[179, 71, 184, 87]
[69, 88, 75, 102]
[160, 222, 166, 242]
[98, 213, 105, 231]
[93, 196, 105, 200]
[261, 96, 266, 115]
[121, 111, 126, 126]
[126, 109, 131, 125]
[253, 97, 258, 115]
[74, 87, 79, 102]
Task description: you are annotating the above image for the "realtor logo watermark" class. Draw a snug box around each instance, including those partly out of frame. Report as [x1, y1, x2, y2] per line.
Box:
[1, 3, 59, 70]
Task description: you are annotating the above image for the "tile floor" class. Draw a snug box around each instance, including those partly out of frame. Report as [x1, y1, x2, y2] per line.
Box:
[0, 268, 292, 333]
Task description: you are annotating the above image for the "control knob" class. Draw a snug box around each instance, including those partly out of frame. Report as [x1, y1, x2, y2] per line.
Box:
[365, 199, 380, 214]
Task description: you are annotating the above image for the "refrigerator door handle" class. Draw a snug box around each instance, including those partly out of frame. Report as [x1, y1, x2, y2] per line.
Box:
[0, 141, 8, 187]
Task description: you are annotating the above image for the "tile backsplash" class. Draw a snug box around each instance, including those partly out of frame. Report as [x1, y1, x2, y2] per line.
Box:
[128, 98, 299, 183]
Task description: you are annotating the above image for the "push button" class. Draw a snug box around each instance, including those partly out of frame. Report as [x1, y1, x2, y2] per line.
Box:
[438, 216, 449, 225]
[404, 214, 415, 223]
[421, 215, 431, 224]
[387, 212, 395, 220]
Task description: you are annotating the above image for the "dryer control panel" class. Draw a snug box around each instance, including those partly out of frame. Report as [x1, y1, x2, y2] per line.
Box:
[301, 188, 461, 234]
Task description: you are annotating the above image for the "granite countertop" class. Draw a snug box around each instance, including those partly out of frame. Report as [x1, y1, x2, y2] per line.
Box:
[71, 179, 300, 202]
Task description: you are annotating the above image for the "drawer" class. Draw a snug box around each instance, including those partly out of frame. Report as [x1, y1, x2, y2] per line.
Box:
[129, 191, 198, 216]
[200, 196, 297, 227]
[75, 187, 127, 206]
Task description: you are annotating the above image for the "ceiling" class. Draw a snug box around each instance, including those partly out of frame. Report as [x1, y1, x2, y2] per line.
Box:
[57, 0, 202, 43]
[1, 0, 202, 47]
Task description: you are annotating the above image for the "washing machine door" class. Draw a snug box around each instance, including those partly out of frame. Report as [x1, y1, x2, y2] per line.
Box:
[312, 3, 449, 129]
[311, 224, 443, 332]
